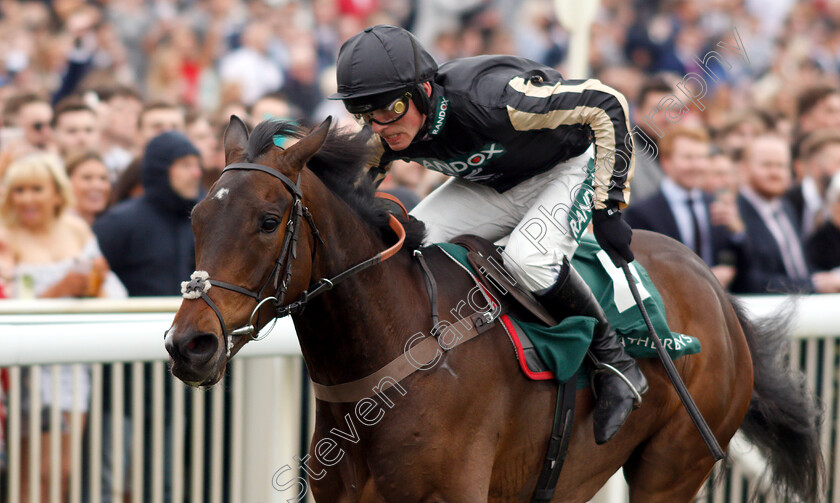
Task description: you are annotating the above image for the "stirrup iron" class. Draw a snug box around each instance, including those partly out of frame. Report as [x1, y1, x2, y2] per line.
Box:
[589, 361, 644, 408]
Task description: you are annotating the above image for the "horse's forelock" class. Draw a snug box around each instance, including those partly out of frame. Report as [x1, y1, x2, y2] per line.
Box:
[245, 120, 305, 162]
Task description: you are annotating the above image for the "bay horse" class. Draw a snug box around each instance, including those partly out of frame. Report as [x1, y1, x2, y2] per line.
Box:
[165, 117, 824, 502]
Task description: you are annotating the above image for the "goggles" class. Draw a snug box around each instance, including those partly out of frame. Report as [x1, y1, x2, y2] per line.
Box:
[352, 92, 412, 126]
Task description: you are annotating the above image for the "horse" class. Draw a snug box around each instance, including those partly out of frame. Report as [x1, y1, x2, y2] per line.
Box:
[165, 116, 824, 503]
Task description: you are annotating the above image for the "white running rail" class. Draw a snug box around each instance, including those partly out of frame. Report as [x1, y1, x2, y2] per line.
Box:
[0, 295, 838, 502]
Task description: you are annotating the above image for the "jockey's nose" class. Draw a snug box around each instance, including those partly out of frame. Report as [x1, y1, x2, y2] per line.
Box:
[371, 121, 387, 135]
[172, 331, 219, 365]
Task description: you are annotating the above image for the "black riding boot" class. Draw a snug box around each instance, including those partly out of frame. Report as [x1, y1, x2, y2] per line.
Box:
[536, 258, 648, 444]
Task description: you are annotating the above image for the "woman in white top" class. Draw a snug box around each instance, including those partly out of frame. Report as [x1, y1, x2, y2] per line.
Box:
[0, 152, 125, 502]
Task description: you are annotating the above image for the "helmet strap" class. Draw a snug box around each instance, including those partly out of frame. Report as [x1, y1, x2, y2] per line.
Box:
[408, 36, 430, 115]
[412, 83, 431, 115]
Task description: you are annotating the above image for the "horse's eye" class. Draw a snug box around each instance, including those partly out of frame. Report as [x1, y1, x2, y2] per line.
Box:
[261, 217, 280, 233]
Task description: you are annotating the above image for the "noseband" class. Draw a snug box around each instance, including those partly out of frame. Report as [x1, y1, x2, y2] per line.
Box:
[179, 162, 406, 357]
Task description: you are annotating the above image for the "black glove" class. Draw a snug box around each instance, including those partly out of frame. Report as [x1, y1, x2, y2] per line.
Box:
[592, 203, 634, 266]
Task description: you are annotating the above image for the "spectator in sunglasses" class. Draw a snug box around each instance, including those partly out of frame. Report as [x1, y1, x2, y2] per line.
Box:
[1, 93, 54, 154]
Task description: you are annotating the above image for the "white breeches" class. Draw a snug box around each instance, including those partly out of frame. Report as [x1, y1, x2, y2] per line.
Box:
[411, 146, 595, 292]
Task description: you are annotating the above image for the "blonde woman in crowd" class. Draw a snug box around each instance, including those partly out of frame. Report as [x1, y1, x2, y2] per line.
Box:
[64, 151, 112, 226]
[0, 152, 125, 502]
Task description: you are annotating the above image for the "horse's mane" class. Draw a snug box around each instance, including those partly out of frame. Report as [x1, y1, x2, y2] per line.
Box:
[246, 120, 425, 251]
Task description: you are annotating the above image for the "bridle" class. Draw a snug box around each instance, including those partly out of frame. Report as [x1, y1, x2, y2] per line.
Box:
[178, 162, 406, 357]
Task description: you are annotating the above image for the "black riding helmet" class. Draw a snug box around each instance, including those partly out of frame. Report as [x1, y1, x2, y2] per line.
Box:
[328, 25, 438, 116]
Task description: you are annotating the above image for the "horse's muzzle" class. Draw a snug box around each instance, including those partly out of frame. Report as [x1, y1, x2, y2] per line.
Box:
[166, 329, 223, 385]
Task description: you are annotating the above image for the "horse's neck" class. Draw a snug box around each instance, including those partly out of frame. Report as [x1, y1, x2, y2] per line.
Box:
[293, 182, 427, 386]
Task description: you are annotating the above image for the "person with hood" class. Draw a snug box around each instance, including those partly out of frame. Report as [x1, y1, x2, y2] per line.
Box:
[91, 131, 201, 502]
[94, 131, 202, 296]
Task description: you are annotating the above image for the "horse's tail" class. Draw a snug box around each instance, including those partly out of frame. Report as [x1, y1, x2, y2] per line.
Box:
[729, 295, 825, 502]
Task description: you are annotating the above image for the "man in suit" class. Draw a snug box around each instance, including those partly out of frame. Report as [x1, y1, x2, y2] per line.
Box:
[735, 134, 838, 293]
[787, 85, 840, 219]
[625, 126, 746, 289]
[627, 77, 674, 202]
[785, 129, 840, 239]
[806, 173, 840, 282]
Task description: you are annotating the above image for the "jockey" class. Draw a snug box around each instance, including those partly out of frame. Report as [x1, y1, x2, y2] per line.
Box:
[328, 25, 647, 444]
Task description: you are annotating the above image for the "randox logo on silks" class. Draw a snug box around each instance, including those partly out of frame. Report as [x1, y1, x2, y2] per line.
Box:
[568, 158, 596, 242]
[429, 96, 449, 136]
[411, 143, 507, 180]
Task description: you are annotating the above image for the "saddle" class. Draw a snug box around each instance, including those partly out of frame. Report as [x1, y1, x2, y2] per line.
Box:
[451, 235, 556, 325]
[375, 198, 553, 332]
[449, 235, 559, 379]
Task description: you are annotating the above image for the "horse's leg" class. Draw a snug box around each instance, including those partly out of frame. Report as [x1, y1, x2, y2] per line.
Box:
[617, 355, 748, 503]
[621, 370, 731, 503]
[360, 433, 497, 503]
[422, 449, 496, 503]
[622, 234, 753, 503]
[625, 454, 716, 503]
[620, 404, 720, 503]
[308, 405, 360, 503]
[621, 314, 750, 500]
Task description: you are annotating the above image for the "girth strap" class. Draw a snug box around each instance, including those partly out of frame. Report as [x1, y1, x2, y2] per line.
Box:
[414, 249, 439, 331]
[311, 310, 496, 403]
[531, 373, 578, 503]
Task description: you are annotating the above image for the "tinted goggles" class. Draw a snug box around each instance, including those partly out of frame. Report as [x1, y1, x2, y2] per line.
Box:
[352, 93, 412, 126]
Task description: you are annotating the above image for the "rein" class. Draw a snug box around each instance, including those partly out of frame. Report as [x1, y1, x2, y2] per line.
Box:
[179, 161, 406, 357]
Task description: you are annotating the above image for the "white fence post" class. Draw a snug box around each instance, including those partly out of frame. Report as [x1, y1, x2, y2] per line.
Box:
[241, 357, 303, 502]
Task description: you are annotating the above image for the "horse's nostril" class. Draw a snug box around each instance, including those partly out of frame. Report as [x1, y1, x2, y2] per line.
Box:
[177, 332, 219, 363]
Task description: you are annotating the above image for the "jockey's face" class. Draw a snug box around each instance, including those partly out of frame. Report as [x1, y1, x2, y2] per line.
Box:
[369, 82, 431, 151]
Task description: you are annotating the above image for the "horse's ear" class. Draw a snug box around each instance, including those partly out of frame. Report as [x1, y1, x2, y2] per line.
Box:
[284, 116, 332, 170]
[224, 115, 249, 164]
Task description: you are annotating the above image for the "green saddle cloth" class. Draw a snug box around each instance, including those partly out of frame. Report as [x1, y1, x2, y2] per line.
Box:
[436, 234, 701, 383]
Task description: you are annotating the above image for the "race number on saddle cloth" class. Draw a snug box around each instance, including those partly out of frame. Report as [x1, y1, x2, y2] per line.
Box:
[436, 235, 701, 384]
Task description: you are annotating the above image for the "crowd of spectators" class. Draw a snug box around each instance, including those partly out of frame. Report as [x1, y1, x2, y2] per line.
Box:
[0, 0, 839, 498]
